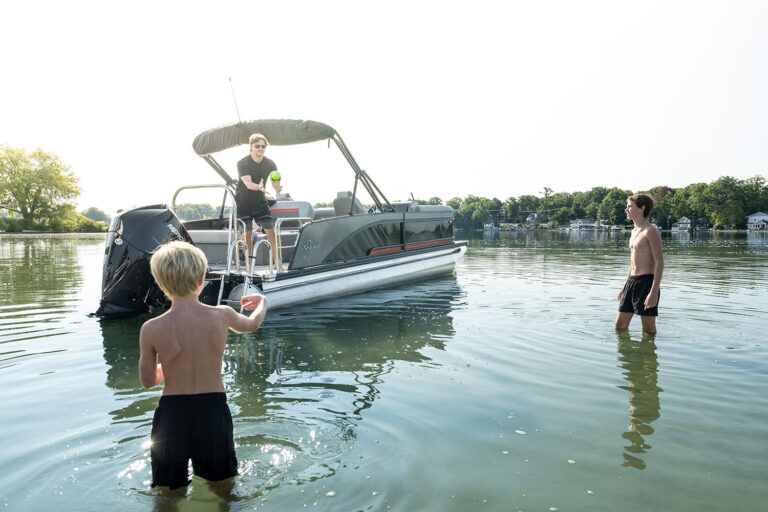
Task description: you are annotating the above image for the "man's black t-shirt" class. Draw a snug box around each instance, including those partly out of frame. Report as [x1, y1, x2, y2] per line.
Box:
[235, 155, 277, 218]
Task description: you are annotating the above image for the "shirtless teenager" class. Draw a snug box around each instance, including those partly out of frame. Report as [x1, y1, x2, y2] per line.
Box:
[615, 193, 664, 335]
[139, 241, 267, 490]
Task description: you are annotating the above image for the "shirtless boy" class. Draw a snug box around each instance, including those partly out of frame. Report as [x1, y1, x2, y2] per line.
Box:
[139, 241, 267, 490]
[615, 193, 664, 335]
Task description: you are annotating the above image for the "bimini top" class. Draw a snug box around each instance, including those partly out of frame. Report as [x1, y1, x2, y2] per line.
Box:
[192, 119, 336, 156]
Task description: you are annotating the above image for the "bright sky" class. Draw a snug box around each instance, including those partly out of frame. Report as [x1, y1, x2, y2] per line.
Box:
[2, 0, 767, 214]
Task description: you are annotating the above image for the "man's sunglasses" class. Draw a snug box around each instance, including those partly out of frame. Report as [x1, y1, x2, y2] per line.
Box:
[252, 144, 267, 149]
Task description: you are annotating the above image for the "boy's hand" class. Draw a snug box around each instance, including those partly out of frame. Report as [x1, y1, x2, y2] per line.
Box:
[644, 290, 659, 309]
[241, 294, 265, 311]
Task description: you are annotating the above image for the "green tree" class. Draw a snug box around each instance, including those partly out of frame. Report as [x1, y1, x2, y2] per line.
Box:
[81, 206, 110, 224]
[427, 196, 443, 205]
[741, 175, 768, 215]
[517, 194, 539, 219]
[552, 207, 571, 226]
[705, 176, 744, 227]
[541, 187, 554, 209]
[456, 195, 496, 229]
[598, 188, 632, 225]
[649, 186, 673, 229]
[446, 197, 462, 211]
[0, 146, 81, 222]
[501, 197, 520, 223]
[585, 202, 599, 219]
[49, 208, 107, 232]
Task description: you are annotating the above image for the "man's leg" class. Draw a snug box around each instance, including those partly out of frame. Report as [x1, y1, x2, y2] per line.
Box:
[640, 315, 657, 335]
[243, 229, 253, 272]
[615, 312, 633, 331]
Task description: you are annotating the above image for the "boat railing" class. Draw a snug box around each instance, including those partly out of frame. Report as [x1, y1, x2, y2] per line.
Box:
[274, 217, 314, 268]
[171, 183, 240, 250]
[217, 238, 273, 307]
[249, 239, 274, 279]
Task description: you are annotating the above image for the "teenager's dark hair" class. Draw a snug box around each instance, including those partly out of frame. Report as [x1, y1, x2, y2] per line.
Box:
[628, 193, 654, 218]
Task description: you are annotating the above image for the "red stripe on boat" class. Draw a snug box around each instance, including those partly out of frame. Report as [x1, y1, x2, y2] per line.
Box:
[370, 238, 454, 255]
[271, 208, 300, 213]
[370, 246, 404, 255]
[405, 238, 454, 250]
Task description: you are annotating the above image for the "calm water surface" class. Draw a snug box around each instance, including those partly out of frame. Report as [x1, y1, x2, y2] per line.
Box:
[1, 231, 766, 511]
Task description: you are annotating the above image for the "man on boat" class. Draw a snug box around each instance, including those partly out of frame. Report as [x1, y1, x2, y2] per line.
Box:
[615, 193, 664, 335]
[235, 133, 283, 271]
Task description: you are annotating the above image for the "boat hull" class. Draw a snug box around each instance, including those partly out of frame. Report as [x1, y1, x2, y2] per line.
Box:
[258, 244, 466, 309]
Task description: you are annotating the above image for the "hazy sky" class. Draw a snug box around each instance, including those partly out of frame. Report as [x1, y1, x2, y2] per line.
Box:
[2, 0, 767, 214]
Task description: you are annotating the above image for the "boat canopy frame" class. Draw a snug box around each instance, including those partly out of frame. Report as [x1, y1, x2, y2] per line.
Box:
[192, 119, 394, 215]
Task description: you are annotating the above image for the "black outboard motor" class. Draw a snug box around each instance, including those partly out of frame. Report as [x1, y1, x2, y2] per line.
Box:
[95, 204, 191, 317]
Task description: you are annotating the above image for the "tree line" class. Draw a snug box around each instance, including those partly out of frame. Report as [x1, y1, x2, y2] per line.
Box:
[442, 175, 768, 230]
[0, 146, 105, 232]
[3, 146, 766, 232]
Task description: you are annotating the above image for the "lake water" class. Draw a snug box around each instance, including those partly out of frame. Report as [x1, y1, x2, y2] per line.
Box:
[1, 231, 766, 511]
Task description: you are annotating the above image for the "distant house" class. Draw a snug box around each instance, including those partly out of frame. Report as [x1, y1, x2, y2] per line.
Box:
[570, 218, 596, 230]
[525, 213, 548, 227]
[671, 216, 692, 232]
[747, 212, 768, 230]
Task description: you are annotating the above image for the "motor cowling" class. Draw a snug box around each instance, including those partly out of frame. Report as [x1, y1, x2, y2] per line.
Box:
[95, 204, 191, 317]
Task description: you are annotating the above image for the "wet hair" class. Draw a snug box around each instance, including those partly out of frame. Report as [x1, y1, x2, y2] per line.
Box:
[628, 193, 654, 218]
[150, 241, 207, 298]
[249, 133, 269, 146]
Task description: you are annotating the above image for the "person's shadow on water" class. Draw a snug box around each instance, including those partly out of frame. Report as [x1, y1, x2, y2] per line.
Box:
[616, 330, 663, 470]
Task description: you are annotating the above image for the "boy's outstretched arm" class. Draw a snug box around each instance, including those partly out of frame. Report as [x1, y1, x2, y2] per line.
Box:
[139, 324, 164, 388]
[227, 295, 268, 333]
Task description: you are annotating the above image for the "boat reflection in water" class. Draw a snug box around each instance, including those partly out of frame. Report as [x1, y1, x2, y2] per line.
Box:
[616, 331, 663, 470]
[99, 276, 463, 499]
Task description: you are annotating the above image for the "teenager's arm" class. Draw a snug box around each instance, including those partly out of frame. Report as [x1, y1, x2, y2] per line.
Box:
[645, 229, 664, 308]
[139, 324, 165, 388]
[227, 295, 268, 333]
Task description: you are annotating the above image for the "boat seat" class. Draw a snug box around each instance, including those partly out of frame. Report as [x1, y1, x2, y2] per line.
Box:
[188, 229, 300, 267]
[271, 200, 314, 227]
[333, 191, 365, 216]
[313, 207, 336, 220]
[187, 230, 239, 265]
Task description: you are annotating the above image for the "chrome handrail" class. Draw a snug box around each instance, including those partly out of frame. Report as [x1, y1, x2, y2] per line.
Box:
[171, 184, 239, 256]
[218, 238, 250, 306]
[249, 239, 274, 280]
[274, 217, 313, 268]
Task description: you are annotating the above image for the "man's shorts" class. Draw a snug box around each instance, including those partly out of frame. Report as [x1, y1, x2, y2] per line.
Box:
[240, 214, 275, 231]
[618, 274, 659, 316]
[150, 393, 237, 489]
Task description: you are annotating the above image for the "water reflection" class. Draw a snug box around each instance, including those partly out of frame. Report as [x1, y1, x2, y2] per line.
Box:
[98, 277, 463, 501]
[0, 237, 87, 305]
[616, 331, 662, 470]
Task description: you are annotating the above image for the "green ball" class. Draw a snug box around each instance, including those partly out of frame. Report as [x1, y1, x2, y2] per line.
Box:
[269, 171, 281, 182]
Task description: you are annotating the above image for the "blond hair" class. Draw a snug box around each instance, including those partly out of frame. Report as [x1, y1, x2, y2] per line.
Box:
[150, 241, 207, 298]
[249, 133, 269, 146]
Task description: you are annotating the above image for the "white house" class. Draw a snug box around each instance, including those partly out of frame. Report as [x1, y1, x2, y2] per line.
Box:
[747, 212, 768, 230]
[570, 218, 596, 230]
[671, 216, 692, 232]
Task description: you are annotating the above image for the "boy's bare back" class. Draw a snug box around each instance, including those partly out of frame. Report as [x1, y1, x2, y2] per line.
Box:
[139, 295, 266, 394]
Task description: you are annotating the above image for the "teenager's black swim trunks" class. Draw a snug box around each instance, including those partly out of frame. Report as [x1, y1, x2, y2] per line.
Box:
[150, 392, 237, 489]
[619, 274, 659, 316]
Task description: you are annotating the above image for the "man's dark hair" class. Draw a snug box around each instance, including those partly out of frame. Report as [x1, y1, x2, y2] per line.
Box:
[628, 193, 654, 218]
